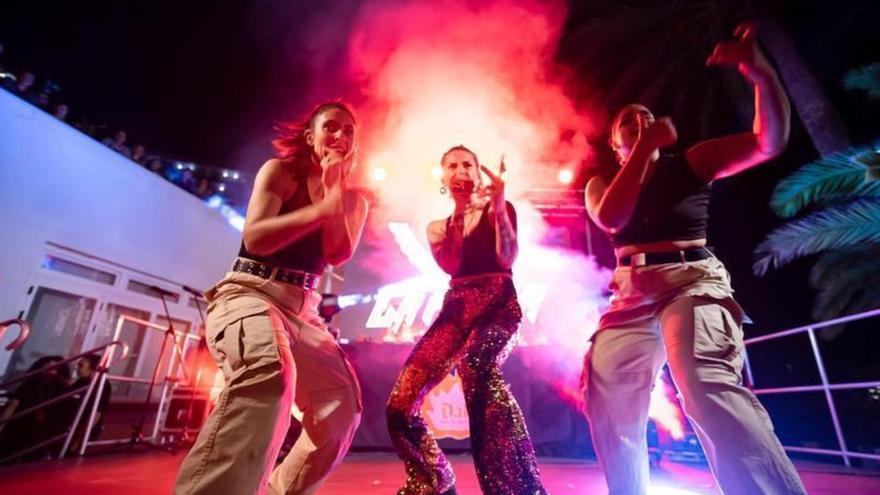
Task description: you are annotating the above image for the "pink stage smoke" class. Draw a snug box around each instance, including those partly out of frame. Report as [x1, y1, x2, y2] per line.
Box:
[347, 0, 598, 229]
[320, 0, 685, 440]
[337, 0, 611, 405]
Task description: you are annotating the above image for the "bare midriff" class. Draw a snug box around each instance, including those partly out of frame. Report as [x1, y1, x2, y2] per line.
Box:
[614, 237, 707, 258]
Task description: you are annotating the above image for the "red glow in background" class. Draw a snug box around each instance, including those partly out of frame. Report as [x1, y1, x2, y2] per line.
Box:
[299, 0, 684, 437]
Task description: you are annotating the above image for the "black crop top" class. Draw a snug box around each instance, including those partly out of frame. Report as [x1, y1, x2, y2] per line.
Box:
[238, 165, 327, 274]
[452, 201, 516, 278]
[609, 151, 710, 248]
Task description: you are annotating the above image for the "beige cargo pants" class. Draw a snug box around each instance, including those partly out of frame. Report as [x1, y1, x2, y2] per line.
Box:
[174, 270, 362, 495]
[583, 255, 806, 495]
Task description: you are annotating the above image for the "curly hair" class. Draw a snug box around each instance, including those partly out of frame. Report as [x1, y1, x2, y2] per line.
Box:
[272, 101, 356, 165]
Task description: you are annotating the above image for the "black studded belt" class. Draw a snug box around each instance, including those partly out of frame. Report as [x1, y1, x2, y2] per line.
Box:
[232, 258, 321, 290]
[617, 247, 712, 267]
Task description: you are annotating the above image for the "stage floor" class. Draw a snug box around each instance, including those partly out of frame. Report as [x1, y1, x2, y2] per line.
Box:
[1, 451, 878, 494]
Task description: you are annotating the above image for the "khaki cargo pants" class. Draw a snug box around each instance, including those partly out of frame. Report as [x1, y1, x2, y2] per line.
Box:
[583, 255, 806, 495]
[175, 270, 362, 495]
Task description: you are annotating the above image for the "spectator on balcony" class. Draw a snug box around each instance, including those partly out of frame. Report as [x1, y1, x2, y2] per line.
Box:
[52, 103, 69, 121]
[195, 177, 214, 199]
[73, 117, 99, 137]
[145, 156, 165, 176]
[176, 168, 197, 193]
[35, 91, 50, 109]
[101, 130, 131, 158]
[1, 69, 38, 104]
[10, 70, 35, 94]
[131, 144, 146, 164]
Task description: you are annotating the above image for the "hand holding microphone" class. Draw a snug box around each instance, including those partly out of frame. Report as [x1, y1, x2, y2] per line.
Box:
[450, 178, 476, 194]
[475, 155, 506, 209]
[320, 149, 351, 189]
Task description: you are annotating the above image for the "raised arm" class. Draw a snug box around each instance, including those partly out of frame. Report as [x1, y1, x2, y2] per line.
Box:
[480, 164, 518, 268]
[687, 22, 791, 181]
[586, 116, 677, 233]
[242, 159, 340, 256]
[323, 190, 370, 266]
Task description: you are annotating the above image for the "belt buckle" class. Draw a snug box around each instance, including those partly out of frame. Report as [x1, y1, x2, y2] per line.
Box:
[304, 273, 316, 290]
[275, 268, 318, 290]
[630, 253, 646, 267]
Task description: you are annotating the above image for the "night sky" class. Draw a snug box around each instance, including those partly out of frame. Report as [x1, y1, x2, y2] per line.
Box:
[3, 0, 880, 335]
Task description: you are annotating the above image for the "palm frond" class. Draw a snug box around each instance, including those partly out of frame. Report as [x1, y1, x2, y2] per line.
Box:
[811, 254, 880, 320]
[753, 198, 880, 275]
[770, 142, 880, 219]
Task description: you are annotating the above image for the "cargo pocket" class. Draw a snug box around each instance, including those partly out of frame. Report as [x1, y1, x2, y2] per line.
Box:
[692, 300, 743, 366]
[209, 310, 285, 385]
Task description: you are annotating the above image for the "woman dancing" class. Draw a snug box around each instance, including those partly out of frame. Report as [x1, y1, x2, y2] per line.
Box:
[175, 101, 368, 495]
[582, 23, 806, 495]
[386, 146, 547, 495]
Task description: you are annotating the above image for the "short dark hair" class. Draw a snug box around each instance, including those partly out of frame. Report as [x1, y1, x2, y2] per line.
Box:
[81, 353, 101, 371]
[29, 355, 65, 373]
[441, 145, 479, 167]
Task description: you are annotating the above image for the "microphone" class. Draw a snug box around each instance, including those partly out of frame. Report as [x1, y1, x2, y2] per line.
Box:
[182, 285, 205, 298]
[150, 285, 176, 297]
[451, 179, 474, 193]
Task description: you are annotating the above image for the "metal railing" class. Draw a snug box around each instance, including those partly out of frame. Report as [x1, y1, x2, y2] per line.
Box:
[81, 314, 201, 451]
[743, 307, 880, 468]
[0, 318, 31, 351]
[0, 312, 203, 462]
[0, 339, 130, 463]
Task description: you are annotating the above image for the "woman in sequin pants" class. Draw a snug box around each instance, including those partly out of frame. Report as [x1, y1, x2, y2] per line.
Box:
[386, 146, 547, 495]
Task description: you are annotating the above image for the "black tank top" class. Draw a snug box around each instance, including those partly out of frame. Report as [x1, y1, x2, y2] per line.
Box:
[609, 151, 710, 248]
[238, 164, 327, 274]
[452, 201, 516, 278]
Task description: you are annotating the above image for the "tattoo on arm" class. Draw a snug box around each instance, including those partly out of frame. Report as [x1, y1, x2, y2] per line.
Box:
[494, 206, 517, 266]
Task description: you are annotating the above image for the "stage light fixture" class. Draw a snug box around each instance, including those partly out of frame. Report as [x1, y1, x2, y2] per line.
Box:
[558, 168, 573, 185]
[319, 293, 343, 323]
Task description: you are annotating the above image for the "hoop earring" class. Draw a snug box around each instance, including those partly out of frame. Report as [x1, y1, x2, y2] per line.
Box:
[440, 185, 447, 195]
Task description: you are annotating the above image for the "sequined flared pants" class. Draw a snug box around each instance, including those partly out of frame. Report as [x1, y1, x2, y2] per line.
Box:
[386, 275, 547, 495]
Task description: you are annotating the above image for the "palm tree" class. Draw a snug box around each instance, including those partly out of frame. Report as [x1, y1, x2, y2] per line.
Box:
[753, 141, 880, 320]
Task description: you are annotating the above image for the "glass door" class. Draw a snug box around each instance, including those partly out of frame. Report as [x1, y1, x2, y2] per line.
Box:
[6, 286, 98, 376]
